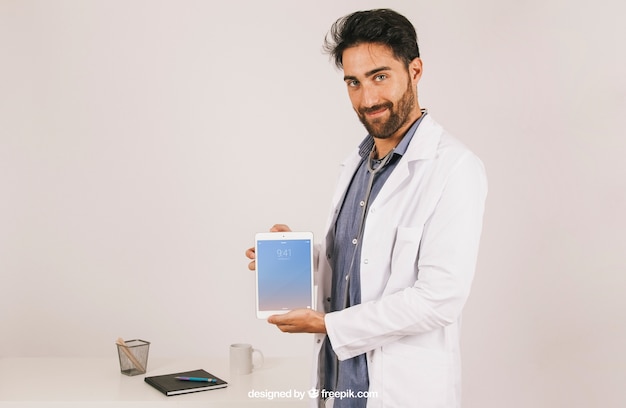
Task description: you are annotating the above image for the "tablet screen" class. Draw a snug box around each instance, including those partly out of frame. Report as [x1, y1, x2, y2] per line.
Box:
[255, 232, 314, 318]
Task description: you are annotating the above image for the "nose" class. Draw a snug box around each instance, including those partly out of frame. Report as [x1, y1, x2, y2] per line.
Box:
[360, 82, 380, 109]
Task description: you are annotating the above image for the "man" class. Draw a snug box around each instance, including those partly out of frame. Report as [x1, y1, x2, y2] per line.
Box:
[246, 9, 487, 407]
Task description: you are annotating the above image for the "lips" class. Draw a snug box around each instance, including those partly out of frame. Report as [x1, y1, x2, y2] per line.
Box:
[366, 108, 387, 118]
[360, 102, 392, 119]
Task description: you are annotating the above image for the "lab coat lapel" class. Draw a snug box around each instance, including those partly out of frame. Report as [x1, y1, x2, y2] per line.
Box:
[324, 114, 442, 239]
[332, 150, 362, 209]
[371, 115, 442, 207]
[324, 149, 363, 255]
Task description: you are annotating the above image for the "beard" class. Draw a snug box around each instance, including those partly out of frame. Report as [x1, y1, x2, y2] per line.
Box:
[357, 80, 416, 140]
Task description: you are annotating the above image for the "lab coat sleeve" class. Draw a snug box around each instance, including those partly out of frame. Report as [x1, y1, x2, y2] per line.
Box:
[325, 152, 488, 360]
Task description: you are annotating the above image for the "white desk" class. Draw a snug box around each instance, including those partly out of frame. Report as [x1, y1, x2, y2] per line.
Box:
[0, 356, 312, 407]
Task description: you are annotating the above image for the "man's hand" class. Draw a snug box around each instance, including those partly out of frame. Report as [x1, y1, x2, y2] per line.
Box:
[245, 224, 292, 271]
[268, 309, 326, 334]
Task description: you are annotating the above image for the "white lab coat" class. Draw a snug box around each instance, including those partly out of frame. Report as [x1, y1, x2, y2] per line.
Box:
[311, 114, 488, 407]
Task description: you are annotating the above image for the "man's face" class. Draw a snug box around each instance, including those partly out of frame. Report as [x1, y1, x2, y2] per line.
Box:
[342, 43, 422, 140]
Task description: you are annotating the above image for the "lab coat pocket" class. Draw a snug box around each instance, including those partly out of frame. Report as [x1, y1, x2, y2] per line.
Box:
[390, 227, 422, 286]
[381, 341, 450, 407]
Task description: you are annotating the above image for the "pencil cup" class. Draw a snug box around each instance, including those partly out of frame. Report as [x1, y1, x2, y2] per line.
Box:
[116, 339, 150, 376]
[230, 343, 264, 375]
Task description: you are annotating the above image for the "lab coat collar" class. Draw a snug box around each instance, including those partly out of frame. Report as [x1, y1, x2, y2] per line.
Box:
[334, 113, 442, 210]
[402, 113, 441, 162]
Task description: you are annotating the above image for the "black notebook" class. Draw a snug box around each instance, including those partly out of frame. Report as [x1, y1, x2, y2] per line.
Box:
[144, 369, 228, 396]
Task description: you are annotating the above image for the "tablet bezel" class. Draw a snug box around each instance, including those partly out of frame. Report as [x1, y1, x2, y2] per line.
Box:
[254, 231, 314, 319]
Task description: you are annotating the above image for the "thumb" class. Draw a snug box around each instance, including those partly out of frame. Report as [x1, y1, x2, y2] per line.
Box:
[270, 224, 292, 232]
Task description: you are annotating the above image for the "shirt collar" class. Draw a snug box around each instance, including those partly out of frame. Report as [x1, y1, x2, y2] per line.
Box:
[358, 109, 428, 158]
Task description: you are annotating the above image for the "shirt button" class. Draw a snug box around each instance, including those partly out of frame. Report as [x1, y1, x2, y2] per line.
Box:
[352, 238, 357, 245]
[345, 276, 349, 281]
[364, 259, 369, 264]
[359, 201, 365, 207]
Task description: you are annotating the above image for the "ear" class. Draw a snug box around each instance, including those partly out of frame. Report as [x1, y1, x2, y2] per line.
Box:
[408, 57, 423, 83]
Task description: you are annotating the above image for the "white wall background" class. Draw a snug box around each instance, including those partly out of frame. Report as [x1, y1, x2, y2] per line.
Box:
[1, 0, 625, 406]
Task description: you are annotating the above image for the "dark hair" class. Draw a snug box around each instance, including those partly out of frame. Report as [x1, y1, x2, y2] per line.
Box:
[323, 9, 420, 69]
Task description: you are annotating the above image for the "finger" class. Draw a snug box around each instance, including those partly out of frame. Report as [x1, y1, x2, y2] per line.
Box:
[245, 247, 256, 260]
[245, 248, 256, 271]
[279, 325, 295, 333]
[268, 314, 302, 333]
[267, 313, 290, 325]
[272, 321, 295, 333]
[270, 224, 292, 232]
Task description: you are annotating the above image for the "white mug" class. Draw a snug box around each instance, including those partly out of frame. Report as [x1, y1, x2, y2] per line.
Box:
[229, 343, 264, 375]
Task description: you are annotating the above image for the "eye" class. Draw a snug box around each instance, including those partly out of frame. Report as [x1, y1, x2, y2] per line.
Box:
[346, 79, 360, 87]
[374, 74, 387, 81]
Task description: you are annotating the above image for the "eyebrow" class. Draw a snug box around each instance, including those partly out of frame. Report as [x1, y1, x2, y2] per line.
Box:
[343, 66, 392, 82]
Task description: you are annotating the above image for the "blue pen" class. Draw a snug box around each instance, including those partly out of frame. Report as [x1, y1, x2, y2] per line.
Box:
[175, 376, 217, 383]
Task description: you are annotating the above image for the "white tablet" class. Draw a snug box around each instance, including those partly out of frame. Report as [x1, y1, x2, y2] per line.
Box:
[255, 231, 314, 319]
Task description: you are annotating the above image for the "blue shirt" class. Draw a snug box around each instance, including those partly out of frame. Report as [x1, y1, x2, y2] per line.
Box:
[320, 112, 427, 407]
